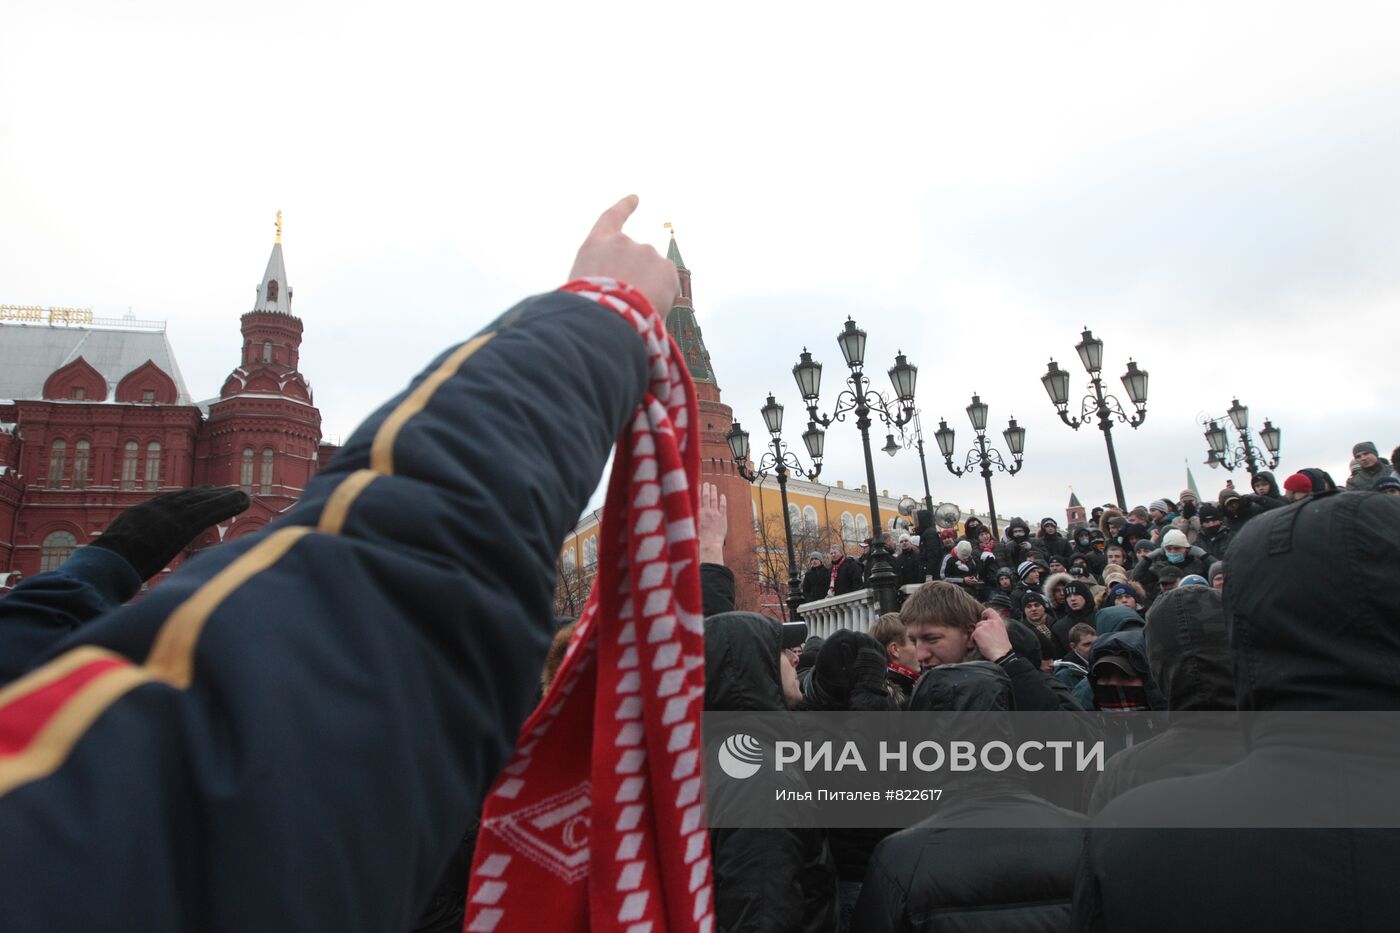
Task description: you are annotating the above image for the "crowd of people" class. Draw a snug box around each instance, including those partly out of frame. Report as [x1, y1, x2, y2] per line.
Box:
[0, 198, 1396, 932]
[698, 442, 1400, 931]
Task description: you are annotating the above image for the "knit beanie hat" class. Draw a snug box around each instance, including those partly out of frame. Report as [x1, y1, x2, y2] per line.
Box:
[1179, 574, 1210, 587]
[1354, 441, 1379, 458]
[1017, 560, 1040, 581]
[1283, 473, 1313, 495]
[1161, 529, 1189, 549]
[1208, 561, 1224, 581]
[1107, 582, 1137, 601]
[955, 540, 973, 560]
[1198, 503, 1222, 522]
[1150, 498, 1172, 514]
[1375, 475, 1400, 493]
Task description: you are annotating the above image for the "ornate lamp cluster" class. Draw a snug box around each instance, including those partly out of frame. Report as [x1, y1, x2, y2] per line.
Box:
[1041, 328, 1148, 510]
[1201, 399, 1281, 474]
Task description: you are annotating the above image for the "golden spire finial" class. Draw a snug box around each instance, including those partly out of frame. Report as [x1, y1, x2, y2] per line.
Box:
[664, 221, 674, 238]
[275, 209, 283, 244]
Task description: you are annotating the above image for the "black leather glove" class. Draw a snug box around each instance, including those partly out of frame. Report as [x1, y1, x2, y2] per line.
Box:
[1180, 499, 1198, 519]
[91, 486, 251, 581]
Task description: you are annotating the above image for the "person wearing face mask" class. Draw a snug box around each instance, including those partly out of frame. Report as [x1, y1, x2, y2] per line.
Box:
[1131, 529, 1210, 600]
[1071, 527, 1107, 576]
[996, 516, 1033, 566]
[1193, 502, 1231, 562]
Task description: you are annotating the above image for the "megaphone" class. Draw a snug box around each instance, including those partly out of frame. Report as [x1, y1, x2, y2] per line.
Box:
[934, 503, 962, 530]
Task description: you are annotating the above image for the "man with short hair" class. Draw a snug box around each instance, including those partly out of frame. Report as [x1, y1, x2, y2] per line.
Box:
[899, 581, 982, 670]
[1053, 622, 1097, 693]
[870, 612, 918, 707]
[1346, 441, 1395, 491]
[828, 543, 863, 596]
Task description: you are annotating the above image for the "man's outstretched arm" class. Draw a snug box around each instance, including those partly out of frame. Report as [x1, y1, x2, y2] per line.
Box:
[0, 196, 675, 933]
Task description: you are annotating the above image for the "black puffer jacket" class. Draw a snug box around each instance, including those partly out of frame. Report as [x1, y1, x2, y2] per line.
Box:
[1087, 585, 1245, 814]
[855, 663, 1087, 932]
[705, 612, 839, 933]
[1074, 492, 1400, 932]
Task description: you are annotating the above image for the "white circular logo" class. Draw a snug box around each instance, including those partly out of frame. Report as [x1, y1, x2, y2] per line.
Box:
[717, 733, 764, 779]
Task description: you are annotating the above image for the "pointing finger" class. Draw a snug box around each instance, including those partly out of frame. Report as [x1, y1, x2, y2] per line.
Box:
[588, 194, 640, 239]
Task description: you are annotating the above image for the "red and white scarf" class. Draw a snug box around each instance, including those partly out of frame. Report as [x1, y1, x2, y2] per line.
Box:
[465, 278, 712, 933]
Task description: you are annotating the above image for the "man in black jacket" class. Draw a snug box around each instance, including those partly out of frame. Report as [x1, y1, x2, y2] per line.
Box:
[800, 552, 829, 605]
[854, 662, 1088, 932]
[1193, 502, 1230, 562]
[1074, 491, 1400, 932]
[828, 543, 864, 596]
[705, 612, 838, 933]
[1035, 518, 1073, 563]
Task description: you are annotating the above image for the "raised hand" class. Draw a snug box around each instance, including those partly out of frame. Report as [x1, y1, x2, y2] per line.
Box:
[568, 195, 679, 317]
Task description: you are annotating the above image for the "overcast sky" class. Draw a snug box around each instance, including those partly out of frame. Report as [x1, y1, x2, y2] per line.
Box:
[4, 2, 1398, 523]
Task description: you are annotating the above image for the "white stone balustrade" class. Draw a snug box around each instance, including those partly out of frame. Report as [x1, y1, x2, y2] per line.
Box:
[795, 584, 924, 638]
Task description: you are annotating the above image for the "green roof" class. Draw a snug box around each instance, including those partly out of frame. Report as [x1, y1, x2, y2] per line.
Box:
[666, 235, 686, 270]
[666, 305, 714, 383]
[1068, 490, 1083, 509]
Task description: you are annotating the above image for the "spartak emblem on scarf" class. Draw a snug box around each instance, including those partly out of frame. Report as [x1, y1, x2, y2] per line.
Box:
[465, 277, 713, 933]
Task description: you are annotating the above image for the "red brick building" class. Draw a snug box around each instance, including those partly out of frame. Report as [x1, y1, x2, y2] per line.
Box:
[0, 228, 334, 589]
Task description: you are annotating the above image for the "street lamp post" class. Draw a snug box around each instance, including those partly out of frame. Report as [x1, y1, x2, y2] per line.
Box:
[792, 318, 918, 613]
[726, 394, 824, 621]
[1201, 399, 1281, 476]
[932, 395, 1025, 539]
[1041, 328, 1148, 510]
[882, 410, 935, 517]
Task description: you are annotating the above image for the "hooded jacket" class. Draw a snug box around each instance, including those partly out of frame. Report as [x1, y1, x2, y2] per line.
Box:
[1216, 486, 1281, 533]
[704, 613, 839, 933]
[1035, 521, 1074, 562]
[995, 517, 1032, 566]
[1086, 586, 1245, 814]
[1251, 470, 1284, 501]
[1074, 492, 1400, 932]
[1050, 579, 1099, 657]
[855, 663, 1088, 932]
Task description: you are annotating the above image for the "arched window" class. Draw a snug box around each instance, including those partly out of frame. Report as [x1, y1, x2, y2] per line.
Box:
[47, 440, 66, 485]
[787, 503, 800, 530]
[752, 499, 759, 531]
[40, 530, 77, 572]
[841, 511, 855, 543]
[121, 441, 139, 490]
[145, 442, 161, 490]
[266, 279, 279, 303]
[582, 536, 599, 567]
[802, 505, 819, 534]
[260, 448, 274, 495]
[73, 440, 90, 489]
[562, 548, 577, 571]
[855, 513, 870, 542]
[240, 448, 254, 493]
[262, 341, 273, 364]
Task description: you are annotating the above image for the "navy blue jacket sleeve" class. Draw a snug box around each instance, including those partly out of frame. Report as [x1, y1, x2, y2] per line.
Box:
[0, 290, 649, 933]
[0, 546, 143, 683]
